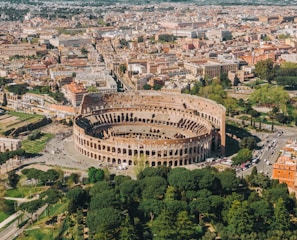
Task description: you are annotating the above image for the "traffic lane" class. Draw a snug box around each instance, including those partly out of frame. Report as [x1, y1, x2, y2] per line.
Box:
[239, 130, 290, 178]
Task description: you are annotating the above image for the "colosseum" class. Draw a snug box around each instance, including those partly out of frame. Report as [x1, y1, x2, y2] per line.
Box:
[73, 90, 226, 167]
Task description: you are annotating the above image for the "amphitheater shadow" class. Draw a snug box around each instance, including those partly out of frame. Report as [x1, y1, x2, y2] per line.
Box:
[225, 135, 240, 157]
[225, 124, 261, 157]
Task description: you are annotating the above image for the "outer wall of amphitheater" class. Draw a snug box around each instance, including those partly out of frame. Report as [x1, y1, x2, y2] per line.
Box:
[73, 91, 226, 167]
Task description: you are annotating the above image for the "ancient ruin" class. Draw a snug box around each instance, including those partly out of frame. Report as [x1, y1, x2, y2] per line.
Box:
[73, 90, 226, 167]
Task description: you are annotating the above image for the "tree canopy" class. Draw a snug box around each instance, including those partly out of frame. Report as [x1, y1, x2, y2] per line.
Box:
[249, 85, 290, 110]
[255, 59, 274, 82]
[27, 164, 296, 240]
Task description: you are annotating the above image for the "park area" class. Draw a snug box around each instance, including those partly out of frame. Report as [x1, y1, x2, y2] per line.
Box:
[0, 111, 44, 136]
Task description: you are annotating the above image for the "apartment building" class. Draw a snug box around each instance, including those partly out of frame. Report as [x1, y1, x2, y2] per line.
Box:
[61, 82, 88, 107]
[0, 44, 47, 59]
[184, 59, 238, 79]
[49, 36, 92, 47]
[272, 141, 297, 189]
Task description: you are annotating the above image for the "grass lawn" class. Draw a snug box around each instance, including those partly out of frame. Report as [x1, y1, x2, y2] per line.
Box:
[5, 186, 46, 198]
[21, 228, 60, 240]
[0, 111, 44, 134]
[48, 202, 68, 217]
[8, 112, 43, 121]
[38, 201, 68, 221]
[0, 212, 9, 223]
[22, 133, 54, 154]
[19, 202, 69, 240]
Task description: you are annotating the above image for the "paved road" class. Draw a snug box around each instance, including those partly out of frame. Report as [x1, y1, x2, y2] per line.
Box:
[0, 129, 134, 178]
[0, 204, 47, 240]
[239, 126, 297, 178]
[0, 211, 22, 229]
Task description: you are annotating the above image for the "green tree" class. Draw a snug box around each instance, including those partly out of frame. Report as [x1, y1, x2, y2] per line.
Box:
[39, 189, 62, 204]
[255, 59, 274, 82]
[137, 36, 144, 43]
[249, 85, 289, 110]
[45, 169, 60, 183]
[114, 175, 131, 186]
[143, 84, 152, 90]
[119, 39, 129, 48]
[20, 199, 43, 213]
[87, 207, 122, 239]
[264, 184, 290, 204]
[220, 72, 231, 89]
[2, 92, 7, 106]
[227, 200, 253, 235]
[153, 84, 162, 90]
[224, 97, 238, 116]
[232, 148, 252, 165]
[176, 211, 196, 240]
[278, 34, 291, 40]
[189, 81, 203, 95]
[138, 166, 170, 180]
[141, 176, 167, 200]
[89, 181, 112, 197]
[280, 61, 297, 69]
[158, 34, 176, 42]
[90, 190, 117, 210]
[119, 215, 139, 240]
[217, 169, 240, 192]
[250, 173, 271, 189]
[275, 76, 297, 89]
[6, 83, 27, 95]
[151, 209, 176, 240]
[118, 180, 141, 205]
[139, 199, 164, 222]
[190, 197, 211, 219]
[250, 200, 272, 232]
[66, 173, 80, 186]
[239, 137, 257, 150]
[209, 195, 224, 218]
[88, 167, 104, 183]
[199, 82, 226, 105]
[273, 198, 290, 231]
[164, 186, 177, 201]
[66, 186, 88, 213]
[80, 47, 88, 55]
[8, 171, 19, 189]
[168, 168, 195, 193]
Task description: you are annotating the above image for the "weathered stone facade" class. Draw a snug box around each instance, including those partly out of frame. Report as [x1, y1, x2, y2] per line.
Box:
[0, 138, 21, 152]
[73, 91, 226, 167]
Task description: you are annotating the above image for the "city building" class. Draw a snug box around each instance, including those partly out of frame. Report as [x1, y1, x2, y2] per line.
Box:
[272, 140, 297, 189]
[61, 82, 88, 107]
